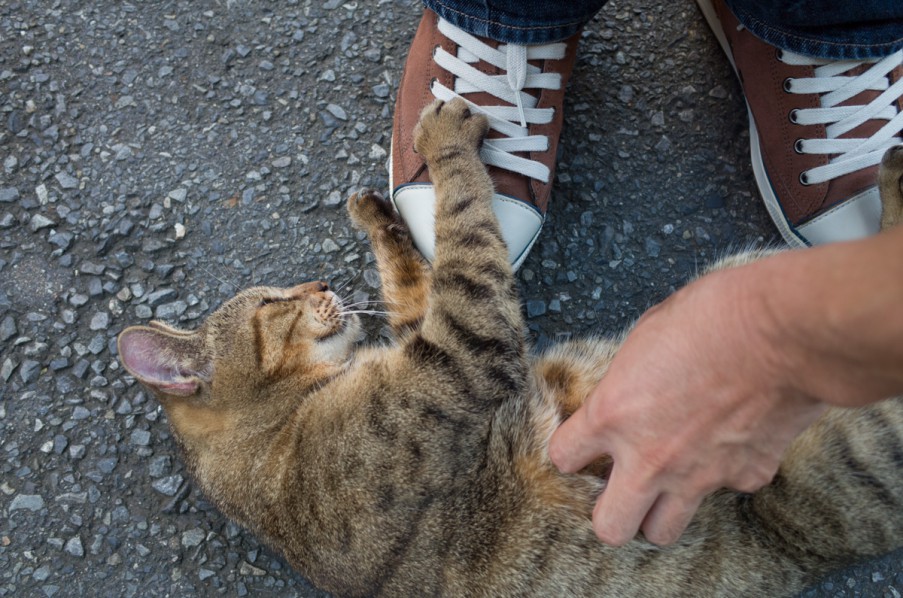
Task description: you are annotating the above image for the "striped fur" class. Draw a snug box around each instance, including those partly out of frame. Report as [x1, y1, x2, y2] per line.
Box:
[118, 105, 903, 597]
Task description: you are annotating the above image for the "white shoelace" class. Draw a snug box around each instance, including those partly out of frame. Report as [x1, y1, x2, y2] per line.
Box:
[782, 49, 903, 186]
[431, 18, 567, 183]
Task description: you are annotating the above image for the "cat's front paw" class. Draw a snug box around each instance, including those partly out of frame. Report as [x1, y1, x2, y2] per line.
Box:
[413, 99, 489, 165]
[348, 189, 404, 232]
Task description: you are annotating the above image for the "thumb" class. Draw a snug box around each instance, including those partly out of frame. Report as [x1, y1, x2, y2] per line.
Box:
[549, 401, 611, 474]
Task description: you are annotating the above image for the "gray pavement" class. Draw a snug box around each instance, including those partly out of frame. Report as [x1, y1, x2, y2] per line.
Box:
[1, 0, 901, 596]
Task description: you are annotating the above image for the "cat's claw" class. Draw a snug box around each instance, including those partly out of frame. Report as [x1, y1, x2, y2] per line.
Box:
[413, 99, 489, 164]
[347, 189, 398, 230]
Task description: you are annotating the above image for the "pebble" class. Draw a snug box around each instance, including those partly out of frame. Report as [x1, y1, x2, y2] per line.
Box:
[0, 187, 20, 202]
[155, 301, 188, 319]
[181, 528, 206, 548]
[65, 536, 85, 557]
[0, 315, 16, 342]
[89, 312, 110, 330]
[20, 360, 42, 384]
[326, 104, 348, 121]
[146, 289, 177, 306]
[130, 429, 152, 446]
[168, 188, 188, 202]
[55, 172, 79, 189]
[10, 494, 45, 512]
[152, 474, 184, 496]
[30, 214, 56, 232]
[526, 300, 547, 318]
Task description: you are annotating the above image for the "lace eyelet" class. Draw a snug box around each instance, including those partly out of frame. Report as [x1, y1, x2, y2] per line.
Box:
[782, 78, 794, 92]
[432, 45, 440, 58]
[794, 139, 805, 154]
[775, 48, 784, 62]
[788, 109, 799, 124]
[799, 172, 811, 186]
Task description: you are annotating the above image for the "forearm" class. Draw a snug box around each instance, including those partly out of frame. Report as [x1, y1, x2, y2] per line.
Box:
[743, 225, 903, 407]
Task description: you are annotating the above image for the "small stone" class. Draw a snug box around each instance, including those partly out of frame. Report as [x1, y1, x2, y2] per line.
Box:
[97, 456, 118, 474]
[326, 104, 347, 121]
[55, 172, 79, 189]
[148, 455, 171, 477]
[617, 85, 634, 103]
[20, 359, 42, 383]
[372, 83, 390, 98]
[30, 214, 56, 232]
[155, 301, 188, 320]
[35, 184, 49, 204]
[645, 237, 661, 258]
[87, 334, 106, 354]
[130, 429, 151, 447]
[0, 187, 20, 203]
[0, 315, 16, 342]
[324, 190, 342, 207]
[89, 312, 110, 331]
[272, 156, 291, 168]
[152, 474, 184, 496]
[236, 44, 251, 58]
[1, 358, 17, 382]
[146, 288, 177, 306]
[526, 300, 547, 318]
[10, 494, 45, 511]
[239, 561, 266, 577]
[654, 136, 672, 154]
[322, 239, 340, 253]
[369, 144, 387, 160]
[65, 536, 84, 558]
[181, 528, 206, 548]
[174, 223, 186, 239]
[168, 188, 188, 203]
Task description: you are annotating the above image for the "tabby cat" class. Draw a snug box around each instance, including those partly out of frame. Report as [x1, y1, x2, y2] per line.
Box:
[118, 99, 903, 597]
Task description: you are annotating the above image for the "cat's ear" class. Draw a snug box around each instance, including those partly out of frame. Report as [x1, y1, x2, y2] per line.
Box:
[117, 324, 211, 397]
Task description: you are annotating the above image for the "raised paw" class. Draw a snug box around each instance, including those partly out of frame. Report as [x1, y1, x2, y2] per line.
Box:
[413, 98, 489, 165]
[879, 145, 903, 231]
[347, 189, 408, 238]
[347, 189, 397, 230]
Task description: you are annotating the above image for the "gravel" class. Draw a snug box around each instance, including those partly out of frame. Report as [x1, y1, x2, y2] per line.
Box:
[0, 0, 898, 597]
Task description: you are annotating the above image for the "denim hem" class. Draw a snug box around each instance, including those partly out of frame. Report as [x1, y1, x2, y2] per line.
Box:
[422, 0, 595, 44]
[725, 0, 903, 59]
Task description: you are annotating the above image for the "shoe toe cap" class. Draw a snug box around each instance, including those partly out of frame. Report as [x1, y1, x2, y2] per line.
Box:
[392, 184, 543, 271]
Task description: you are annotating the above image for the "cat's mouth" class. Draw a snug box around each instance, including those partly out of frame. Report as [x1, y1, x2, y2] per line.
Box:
[314, 293, 360, 342]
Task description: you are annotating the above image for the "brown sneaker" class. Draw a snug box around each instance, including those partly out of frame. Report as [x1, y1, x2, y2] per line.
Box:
[390, 10, 581, 270]
[697, 0, 903, 246]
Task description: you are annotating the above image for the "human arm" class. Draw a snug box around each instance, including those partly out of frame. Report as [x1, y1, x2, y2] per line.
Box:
[548, 225, 903, 546]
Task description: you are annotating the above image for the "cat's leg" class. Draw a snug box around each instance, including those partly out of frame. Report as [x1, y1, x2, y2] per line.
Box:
[347, 189, 432, 337]
[879, 145, 903, 231]
[409, 99, 526, 399]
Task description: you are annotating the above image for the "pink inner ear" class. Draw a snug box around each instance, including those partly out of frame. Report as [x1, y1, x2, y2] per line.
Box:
[119, 330, 200, 395]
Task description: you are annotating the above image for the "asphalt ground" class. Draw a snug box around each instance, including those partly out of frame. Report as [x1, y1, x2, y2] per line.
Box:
[1, 0, 901, 596]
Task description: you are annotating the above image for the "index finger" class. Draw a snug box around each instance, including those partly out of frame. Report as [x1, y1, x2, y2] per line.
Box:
[548, 403, 611, 474]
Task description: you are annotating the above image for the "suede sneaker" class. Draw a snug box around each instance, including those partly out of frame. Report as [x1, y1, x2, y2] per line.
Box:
[697, 0, 903, 246]
[390, 10, 581, 270]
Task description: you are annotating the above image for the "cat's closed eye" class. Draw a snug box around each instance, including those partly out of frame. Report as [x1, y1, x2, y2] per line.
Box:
[259, 297, 292, 308]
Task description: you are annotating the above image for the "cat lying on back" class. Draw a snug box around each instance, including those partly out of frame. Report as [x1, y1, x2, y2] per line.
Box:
[118, 99, 903, 597]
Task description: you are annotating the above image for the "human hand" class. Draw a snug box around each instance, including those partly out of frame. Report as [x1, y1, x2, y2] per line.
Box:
[548, 264, 828, 546]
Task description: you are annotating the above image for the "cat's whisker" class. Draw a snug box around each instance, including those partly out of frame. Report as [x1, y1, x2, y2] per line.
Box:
[197, 264, 241, 293]
[332, 271, 362, 295]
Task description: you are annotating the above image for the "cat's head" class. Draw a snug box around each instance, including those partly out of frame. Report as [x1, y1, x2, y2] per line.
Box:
[117, 281, 363, 410]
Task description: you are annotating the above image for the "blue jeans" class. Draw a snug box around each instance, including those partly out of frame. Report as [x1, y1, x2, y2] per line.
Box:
[422, 0, 903, 59]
